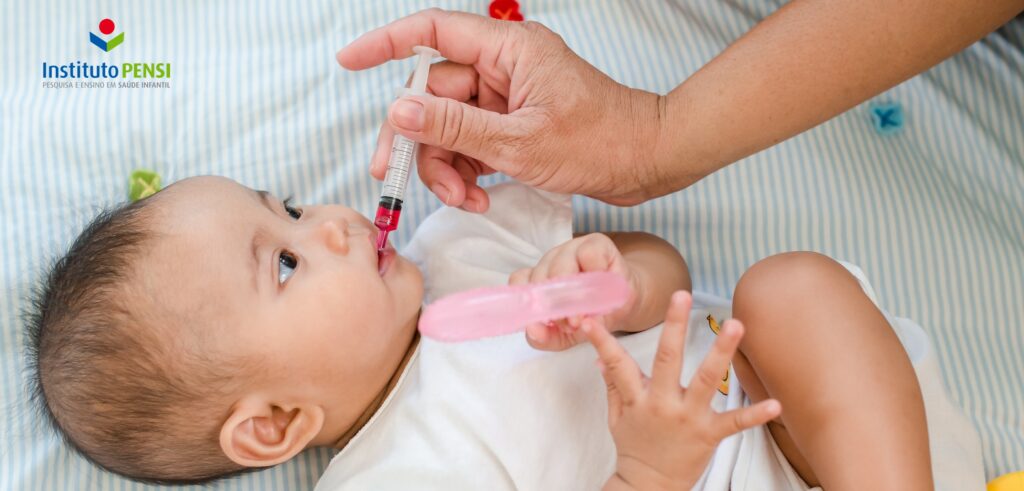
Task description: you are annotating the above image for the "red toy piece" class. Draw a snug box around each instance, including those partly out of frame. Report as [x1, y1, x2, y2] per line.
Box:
[489, 0, 524, 21]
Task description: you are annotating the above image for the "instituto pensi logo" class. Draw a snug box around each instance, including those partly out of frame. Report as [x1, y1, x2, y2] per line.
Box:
[89, 18, 123, 52]
[41, 18, 171, 89]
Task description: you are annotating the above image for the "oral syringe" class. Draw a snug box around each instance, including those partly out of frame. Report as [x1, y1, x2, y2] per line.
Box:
[374, 45, 441, 250]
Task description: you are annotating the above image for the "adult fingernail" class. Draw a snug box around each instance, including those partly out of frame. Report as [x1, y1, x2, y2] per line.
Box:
[462, 196, 480, 212]
[430, 183, 452, 206]
[392, 98, 424, 131]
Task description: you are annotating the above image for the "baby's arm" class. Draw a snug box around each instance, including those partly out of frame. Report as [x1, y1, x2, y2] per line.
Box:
[602, 232, 691, 332]
[509, 232, 690, 351]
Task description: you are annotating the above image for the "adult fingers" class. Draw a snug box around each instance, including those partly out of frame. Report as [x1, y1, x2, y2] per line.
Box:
[650, 291, 693, 396]
[416, 145, 467, 206]
[337, 9, 514, 72]
[424, 61, 482, 102]
[397, 59, 482, 169]
[451, 155, 492, 212]
[460, 183, 491, 213]
[388, 93, 524, 173]
[582, 318, 643, 404]
[396, 61, 483, 197]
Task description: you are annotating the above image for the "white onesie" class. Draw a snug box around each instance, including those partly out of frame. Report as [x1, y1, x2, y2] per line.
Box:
[315, 183, 983, 491]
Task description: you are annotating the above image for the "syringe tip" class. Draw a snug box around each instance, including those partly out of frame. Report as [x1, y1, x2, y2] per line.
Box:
[375, 229, 390, 251]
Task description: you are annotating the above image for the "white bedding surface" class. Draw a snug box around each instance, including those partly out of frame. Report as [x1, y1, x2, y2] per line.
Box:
[1, 1, 1021, 489]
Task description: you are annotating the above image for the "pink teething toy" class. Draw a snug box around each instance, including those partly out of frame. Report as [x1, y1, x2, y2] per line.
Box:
[418, 271, 631, 342]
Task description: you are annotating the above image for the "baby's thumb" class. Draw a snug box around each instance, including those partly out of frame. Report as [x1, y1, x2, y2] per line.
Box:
[388, 94, 523, 173]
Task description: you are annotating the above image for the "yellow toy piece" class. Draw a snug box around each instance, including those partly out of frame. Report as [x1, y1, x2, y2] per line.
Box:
[989, 471, 1024, 491]
[706, 315, 731, 395]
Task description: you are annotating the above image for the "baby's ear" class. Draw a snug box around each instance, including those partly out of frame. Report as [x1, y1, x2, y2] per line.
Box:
[219, 398, 325, 468]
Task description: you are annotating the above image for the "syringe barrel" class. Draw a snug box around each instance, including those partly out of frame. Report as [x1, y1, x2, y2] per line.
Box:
[380, 134, 416, 202]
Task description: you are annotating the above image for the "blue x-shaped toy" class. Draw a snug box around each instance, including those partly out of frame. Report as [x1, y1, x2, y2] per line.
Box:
[870, 102, 905, 135]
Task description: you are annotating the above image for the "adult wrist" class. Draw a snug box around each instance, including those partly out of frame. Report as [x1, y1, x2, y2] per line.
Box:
[619, 88, 668, 206]
[648, 86, 720, 200]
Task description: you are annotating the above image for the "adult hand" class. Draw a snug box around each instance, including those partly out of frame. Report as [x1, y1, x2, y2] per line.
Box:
[585, 291, 781, 491]
[339, 3, 1023, 214]
[337, 9, 667, 212]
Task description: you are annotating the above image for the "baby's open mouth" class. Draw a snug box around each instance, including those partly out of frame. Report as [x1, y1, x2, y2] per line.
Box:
[367, 226, 395, 276]
[377, 247, 395, 276]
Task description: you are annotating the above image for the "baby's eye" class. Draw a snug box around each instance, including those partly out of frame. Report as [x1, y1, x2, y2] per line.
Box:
[278, 251, 298, 284]
[283, 198, 303, 220]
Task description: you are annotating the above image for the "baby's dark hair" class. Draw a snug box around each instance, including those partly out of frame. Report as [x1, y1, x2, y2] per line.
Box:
[26, 195, 248, 485]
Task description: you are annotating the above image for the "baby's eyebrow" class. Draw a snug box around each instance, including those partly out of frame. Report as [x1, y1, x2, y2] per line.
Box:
[255, 190, 274, 211]
[250, 190, 275, 293]
[250, 230, 260, 294]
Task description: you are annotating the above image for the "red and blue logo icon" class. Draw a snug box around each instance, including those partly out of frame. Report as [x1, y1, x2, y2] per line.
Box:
[89, 18, 123, 52]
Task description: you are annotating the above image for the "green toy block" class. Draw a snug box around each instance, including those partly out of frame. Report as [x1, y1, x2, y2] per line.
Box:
[129, 169, 162, 201]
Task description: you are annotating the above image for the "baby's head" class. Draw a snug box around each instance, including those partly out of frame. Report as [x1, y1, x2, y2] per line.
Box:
[28, 176, 423, 483]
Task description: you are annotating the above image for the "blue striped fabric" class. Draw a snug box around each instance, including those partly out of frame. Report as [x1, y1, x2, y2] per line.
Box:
[1, 1, 1021, 489]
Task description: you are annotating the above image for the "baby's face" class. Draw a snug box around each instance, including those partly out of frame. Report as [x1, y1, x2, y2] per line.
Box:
[144, 176, 422, 425]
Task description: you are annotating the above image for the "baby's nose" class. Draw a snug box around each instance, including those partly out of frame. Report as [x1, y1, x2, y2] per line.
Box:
[317, 219, 349, 254]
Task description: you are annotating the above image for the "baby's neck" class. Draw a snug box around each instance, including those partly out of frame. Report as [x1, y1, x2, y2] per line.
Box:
[331, 314, 421, 449]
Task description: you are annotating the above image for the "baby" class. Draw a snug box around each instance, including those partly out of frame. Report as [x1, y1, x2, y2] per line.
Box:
[28, 176, 978, 489]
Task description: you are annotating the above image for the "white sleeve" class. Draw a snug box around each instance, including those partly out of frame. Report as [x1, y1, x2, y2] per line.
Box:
[317, 468, 506, 491]
[403, 182, 573, 302]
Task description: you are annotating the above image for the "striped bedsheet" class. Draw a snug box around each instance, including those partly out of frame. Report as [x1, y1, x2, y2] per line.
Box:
[1, 1, 1021, 489]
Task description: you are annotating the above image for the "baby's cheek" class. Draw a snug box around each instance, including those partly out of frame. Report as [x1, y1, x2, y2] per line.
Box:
[317, 281, 392, 332]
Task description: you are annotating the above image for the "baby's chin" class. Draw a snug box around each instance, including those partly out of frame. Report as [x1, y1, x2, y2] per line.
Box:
[381, 252, 425, 313]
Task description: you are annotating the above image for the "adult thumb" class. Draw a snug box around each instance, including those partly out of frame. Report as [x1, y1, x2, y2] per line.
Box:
[388, 94, 521, 170]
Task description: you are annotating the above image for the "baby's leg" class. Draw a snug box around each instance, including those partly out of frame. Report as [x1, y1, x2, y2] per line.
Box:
[729, 252, 932, 490]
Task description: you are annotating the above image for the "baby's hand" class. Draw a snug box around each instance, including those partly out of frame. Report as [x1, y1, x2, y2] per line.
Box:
[585, 291, 782, 491]
[509, 233, 641, 351]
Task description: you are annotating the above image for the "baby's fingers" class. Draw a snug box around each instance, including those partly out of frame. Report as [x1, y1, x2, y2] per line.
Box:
[713, 399, 782, 439]
[582, 317, 643, 404]
[686, 319, 744, 409]
[596, 358, 624, 427]
[651, 291, 692, 396]
[525, 321, 585, 351]
[508, 268, 531, 286]
[575, 236, 622, 274]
